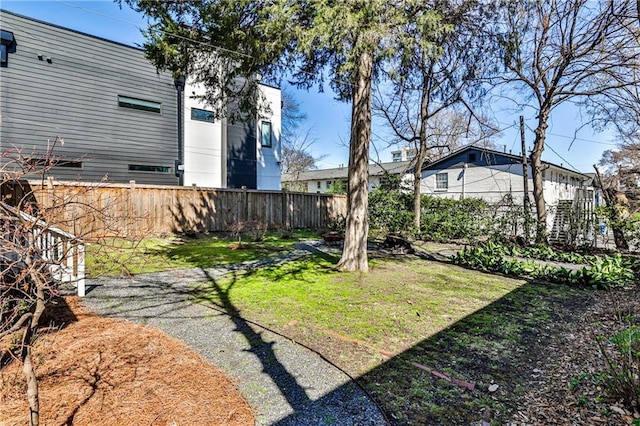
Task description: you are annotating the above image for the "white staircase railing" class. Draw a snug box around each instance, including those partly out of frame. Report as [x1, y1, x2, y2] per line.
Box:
[0, 201, 86, 296]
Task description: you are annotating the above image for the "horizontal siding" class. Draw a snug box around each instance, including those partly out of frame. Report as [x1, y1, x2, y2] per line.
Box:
[0, 11, 179, 185]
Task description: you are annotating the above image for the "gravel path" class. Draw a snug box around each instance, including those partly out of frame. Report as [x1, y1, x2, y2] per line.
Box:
[81, 242, 386, 426]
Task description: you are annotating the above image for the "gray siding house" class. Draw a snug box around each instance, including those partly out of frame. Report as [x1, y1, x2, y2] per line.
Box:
[0, 10, 282, 189]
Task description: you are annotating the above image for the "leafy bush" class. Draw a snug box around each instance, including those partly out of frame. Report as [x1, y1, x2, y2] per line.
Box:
[451, 242, 638, 289]
[420, 196, 490, 242]
[368, 187, 415, 237]
[595, 325, 640, 411]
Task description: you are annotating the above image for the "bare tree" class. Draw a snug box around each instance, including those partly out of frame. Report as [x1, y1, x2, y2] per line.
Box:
[494, 0, 640, 242]
[280, 89, 326, 182]
[374, 0, 497, 229]
[594, 140, 640, 250]
[0, 142, 147, 425]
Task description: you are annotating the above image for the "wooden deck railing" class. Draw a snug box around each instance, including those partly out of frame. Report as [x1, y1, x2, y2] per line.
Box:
[0, 201, 86, 296]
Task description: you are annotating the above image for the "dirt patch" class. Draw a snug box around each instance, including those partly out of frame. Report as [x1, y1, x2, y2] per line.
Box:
[513, 288, 640, 425]
[0, 297, 254, 426]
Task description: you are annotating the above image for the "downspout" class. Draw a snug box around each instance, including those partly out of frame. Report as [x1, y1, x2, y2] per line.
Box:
[174, 75, 186, 186]
[461, 164, 467, 199]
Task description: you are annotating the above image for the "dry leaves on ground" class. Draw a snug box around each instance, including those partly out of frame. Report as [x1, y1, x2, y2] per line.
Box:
[0, 297, 254, 426]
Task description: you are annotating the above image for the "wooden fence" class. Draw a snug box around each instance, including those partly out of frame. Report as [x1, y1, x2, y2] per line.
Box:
[1, 180, 347, 238]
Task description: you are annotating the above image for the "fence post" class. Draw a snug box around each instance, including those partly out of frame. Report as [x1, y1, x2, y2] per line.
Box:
[242, 186, 248, 221]
[76, 243, 85, 297]
[281, 189, 289, 230]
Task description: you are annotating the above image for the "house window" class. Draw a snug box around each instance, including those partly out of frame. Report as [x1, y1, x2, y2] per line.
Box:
[128, 164, 170, 173]
[326, 181, 332, 188]
[317, 181, 321, 189]
[55, 161, 83, 169]
[1, 30, 16, 67]
[118, 96, 161, 113]
[26, 158, 82, 169]
[0, 44, 6, 66]
[260, 121, 272, 147]
[468, 153, 477, 162]
[191, 108, 215, 123]
[436, 173, 448, 190]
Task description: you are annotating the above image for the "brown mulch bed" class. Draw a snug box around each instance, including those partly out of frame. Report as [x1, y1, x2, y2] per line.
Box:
[0, 297, 254, 426]
[512, 289, 640, 425]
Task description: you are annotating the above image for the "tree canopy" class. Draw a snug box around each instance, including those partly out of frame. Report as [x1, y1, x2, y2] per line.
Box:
[493, 0, 640, 242]
[123, 0, 446, 271]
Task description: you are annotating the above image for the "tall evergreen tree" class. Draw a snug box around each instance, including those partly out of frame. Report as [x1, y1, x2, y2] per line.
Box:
[121, 0, 445, 271]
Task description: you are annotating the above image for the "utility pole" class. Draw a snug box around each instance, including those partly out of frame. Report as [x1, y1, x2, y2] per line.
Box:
[520, 116, 531, 243]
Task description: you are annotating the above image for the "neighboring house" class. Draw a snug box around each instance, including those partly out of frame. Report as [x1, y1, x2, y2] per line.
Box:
[0, 10, 281, 190]
[420, 146, 595, 239]
[282, 161, 411, 193]
[391, 147, 417, 162]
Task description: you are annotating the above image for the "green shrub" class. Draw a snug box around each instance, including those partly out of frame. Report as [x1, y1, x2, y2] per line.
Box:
[595, 325, 640, 411]
[420, 196, 490, 242]
[451, 242, 638, 289]
[368, 187, 415, 237]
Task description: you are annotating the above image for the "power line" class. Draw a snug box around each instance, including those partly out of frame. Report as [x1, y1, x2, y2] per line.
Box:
[545, 131, 616, 147]
[55, 0, 357, 88]
[499, 119, 616, 147]
[55, 0, 253, 59]
[522, 123, 581, 172]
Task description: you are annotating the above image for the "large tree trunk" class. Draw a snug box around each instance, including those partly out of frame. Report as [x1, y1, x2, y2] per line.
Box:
[413, 78, 430, 230]
[412, 155, 425, 230]
[338, 50, 373, 272]
[531, 110, 550, 243]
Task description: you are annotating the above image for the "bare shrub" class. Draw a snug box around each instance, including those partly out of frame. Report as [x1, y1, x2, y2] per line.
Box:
[1, 141, 148, 425]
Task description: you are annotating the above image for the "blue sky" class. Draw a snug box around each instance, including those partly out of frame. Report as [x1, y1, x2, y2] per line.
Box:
[2, 0, 617, 172]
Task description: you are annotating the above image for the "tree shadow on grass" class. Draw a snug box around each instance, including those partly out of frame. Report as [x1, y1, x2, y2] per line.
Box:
[353, 279, 596, 425]
[264, 275, 599, 425]
[83, 248, 602, 425]
[193, 269, 313, 413]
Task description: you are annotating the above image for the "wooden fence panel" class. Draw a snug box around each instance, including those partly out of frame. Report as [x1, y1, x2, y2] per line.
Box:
[2, 181, 347, 238]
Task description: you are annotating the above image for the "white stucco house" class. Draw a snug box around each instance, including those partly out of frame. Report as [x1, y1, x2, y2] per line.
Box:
[420, 146, 595, 239]
[184, 80, 281, 189]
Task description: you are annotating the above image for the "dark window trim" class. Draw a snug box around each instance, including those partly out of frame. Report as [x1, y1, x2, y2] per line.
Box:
[0, 29, 16, 68]
[191, 107, 215, 123]
[260, 121, 272, 148]
[118, 95, 161, 113]
[128, 164, 170, 173]
[26, 158, 83, 169]
[435, 172, 448, 191]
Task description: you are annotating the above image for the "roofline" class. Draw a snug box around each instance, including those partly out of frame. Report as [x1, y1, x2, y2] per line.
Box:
[1, 9, 284, 93]
[0, 8, 145, 52]
[422, 144, 591, 178]
[282, 160, 412, 181]
[258, 81, 282, 91]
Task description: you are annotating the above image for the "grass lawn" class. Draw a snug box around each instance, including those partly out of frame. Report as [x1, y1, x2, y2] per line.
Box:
[85, 229, 319, 276]
[86, 234, 591, 424]
[189, 250, 585, 424]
